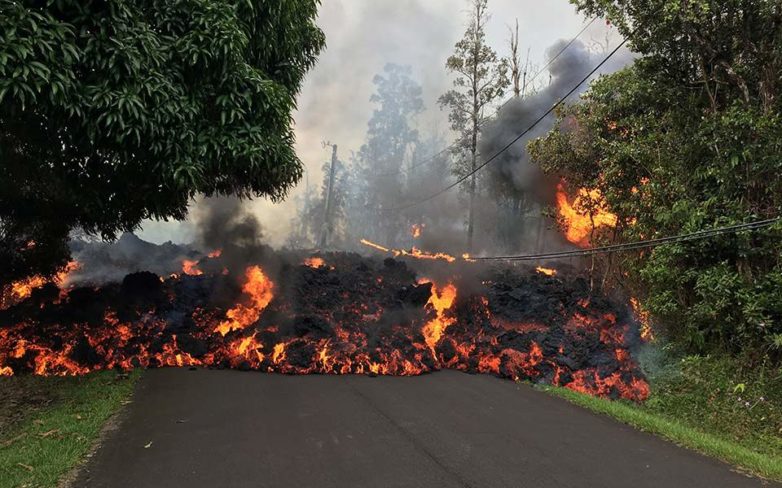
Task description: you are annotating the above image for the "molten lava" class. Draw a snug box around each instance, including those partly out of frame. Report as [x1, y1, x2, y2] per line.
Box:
[0, 253, 650, 402]
[214, 266, 275, 336]
[556, 182, 617, 247]
[304, 257, 326, 268]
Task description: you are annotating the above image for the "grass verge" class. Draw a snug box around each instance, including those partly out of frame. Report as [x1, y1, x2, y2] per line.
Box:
[0, 371, 139, 488]
[538, 351, 782, 482]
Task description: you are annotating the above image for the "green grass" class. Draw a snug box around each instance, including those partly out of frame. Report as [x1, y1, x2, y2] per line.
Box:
[0, 371, 139, 488]
[538, 350, 782, 482]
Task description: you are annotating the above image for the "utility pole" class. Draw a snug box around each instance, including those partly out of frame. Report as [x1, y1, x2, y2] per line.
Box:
[319, 142, 338, 248]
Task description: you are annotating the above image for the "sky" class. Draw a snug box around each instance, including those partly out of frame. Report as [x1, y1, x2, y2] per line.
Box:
[137, 0, 619, 247]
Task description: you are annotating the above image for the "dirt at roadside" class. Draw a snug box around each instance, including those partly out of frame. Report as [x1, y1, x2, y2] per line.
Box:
[0, 376, 60, 437]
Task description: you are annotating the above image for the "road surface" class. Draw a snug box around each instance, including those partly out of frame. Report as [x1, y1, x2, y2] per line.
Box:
[75, 369, 774, 488]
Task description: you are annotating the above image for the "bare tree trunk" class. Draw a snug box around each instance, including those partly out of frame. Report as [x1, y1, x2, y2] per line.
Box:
[509, 19, 521, 98]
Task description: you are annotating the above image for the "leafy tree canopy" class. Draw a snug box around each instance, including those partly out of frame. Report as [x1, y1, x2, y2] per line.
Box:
[530, 0, 782, 359]
[0, 0, 325, 281]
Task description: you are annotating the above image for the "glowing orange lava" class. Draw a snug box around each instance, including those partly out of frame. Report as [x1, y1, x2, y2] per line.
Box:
[556, 182, 617, 247]
[214, 266, 274, 336]
[304, 257, 326, 268]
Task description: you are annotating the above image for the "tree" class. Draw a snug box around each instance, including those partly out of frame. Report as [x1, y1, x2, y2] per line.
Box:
[439, 0, 509, 250]
[530, 0, 782, 359]
[0, 0, 325, 282]
[349, 63, 424, 244]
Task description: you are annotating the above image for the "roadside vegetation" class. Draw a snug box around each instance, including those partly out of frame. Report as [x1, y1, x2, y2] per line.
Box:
[541, 347, 782, 481]
[529, 0, 782, 477]
[0, 372, 138, 488]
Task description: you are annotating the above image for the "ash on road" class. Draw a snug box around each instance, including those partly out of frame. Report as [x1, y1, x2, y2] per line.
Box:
[75, 370, 772, 488]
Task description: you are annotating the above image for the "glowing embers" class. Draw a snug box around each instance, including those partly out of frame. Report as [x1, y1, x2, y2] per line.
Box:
[214, 266, 275, 336]
[556, 181, 617, 247]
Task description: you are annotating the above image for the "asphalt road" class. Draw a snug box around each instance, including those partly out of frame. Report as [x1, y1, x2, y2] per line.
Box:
[75, 369, 775, 488]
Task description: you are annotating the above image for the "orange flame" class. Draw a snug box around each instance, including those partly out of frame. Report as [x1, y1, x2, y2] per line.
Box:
[214, 266, 274, 336]
[536, 266, 557, 276]
[182, 259, 203, 276]
[360, 239, 459, 263]
[208, 249, 223, 258]
[630, 297, 654, 342]
[304, 257, 326, 268]
[410, 224, 424, 238]
[556, 182, 617, 247]
[10, 275, 47, 301]
[360, 239, 390, 253]
[421, 283, 457, 358]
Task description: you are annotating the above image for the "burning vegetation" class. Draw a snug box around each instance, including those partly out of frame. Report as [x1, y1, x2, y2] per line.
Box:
[556, 182, 618, 247]
[0, 249, 650, 401]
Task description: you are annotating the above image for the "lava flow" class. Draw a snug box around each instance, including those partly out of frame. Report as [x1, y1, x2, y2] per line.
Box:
[0, 252, 650, 401]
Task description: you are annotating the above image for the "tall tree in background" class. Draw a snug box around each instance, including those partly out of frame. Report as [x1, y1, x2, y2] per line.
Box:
[350, 64, 423, 244]
[439, 0, 509, 250]
[0, 1, 324, 282]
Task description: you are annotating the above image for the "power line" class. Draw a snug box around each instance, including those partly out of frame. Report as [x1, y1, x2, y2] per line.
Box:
[468, 217, 781, 262]
[375, 16, 599, 179]
[385, 36, 628, 212]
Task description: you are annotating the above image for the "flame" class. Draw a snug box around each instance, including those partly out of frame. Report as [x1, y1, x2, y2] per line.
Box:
[421, 283, 457, 357]
[10, 275, 47, 301]
[304, 257, 326, 268]
[208, 249, 223, 258]
[54, 260, 80, 287]
[360, 239, 459, 263]
[0, 254, 649, 401]
[214, 266, 274, 336]
[630, 297, 654, 342]
[410, 224, 424, 238]
[182, 259, 203, 276]
[272, 342, 287, 365]
[556, 182, 617, 247]
[400, 248, 456, 263]
[536, 266, 557, 276]
[360, 239, 390, 253]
